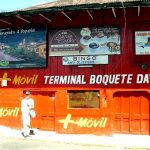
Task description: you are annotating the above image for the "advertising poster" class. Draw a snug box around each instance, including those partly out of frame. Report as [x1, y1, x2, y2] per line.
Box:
[135, 31, 150, 55]
[49, 27, 120, 56]
[0, 27, 47, 68]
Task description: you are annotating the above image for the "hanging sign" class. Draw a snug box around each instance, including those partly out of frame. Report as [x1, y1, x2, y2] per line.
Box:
[62, 55, 108, 65]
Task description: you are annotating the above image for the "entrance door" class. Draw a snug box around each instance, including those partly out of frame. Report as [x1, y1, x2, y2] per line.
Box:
[29, 90, 55, 131]
[113, 91, 150, 135]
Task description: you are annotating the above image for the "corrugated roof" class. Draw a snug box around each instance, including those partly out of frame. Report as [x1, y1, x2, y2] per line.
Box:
[0, 0, 149, 18]
[23, 0, 147, 10]
[25, 0, 149, 10]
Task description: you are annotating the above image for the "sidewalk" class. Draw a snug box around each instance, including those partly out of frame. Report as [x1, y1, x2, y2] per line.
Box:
[0, 126, 150, 149]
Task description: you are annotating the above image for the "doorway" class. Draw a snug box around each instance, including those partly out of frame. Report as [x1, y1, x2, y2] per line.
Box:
[113, 91, 150, 135]
[26, 90, 56, 131]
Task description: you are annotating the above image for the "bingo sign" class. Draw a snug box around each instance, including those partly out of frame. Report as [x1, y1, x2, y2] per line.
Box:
[135, 31, 150, 55]
[49, 27, 120, 56]
[62, 55, 108, 65]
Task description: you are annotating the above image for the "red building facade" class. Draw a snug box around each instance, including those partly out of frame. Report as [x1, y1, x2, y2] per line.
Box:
[0, 0, 150, 135]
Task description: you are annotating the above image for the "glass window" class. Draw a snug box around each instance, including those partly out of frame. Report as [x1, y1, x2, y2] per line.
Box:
[68, 90, 100, 109]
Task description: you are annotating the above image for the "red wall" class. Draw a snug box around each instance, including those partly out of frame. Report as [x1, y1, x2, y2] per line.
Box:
[0, 7, 150, 135]
[0, 7, 149, 89]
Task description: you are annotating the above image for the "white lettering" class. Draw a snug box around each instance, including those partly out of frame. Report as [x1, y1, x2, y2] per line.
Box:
[136, 74, 150, 84]
[89, 74, 133, 85]
[121, 74, 127, 84]
[127, 74, 133, 84]
[114, 74, 120, 84]
[44, 75, 86, 84]
[44, 76, 50, 84]
[143, 74, 149, 83]
[136, 74, 143, 84]
[89, 75, 96, 84]
[43, 74, 150, 85]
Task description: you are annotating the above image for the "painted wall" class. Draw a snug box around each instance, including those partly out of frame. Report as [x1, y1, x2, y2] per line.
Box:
[0, 88, 113, 135]
[0, 7, 149, 89]
[0, 7, 150, 135]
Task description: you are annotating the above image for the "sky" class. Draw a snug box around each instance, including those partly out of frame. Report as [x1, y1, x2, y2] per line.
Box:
[0, 0, 56, 12]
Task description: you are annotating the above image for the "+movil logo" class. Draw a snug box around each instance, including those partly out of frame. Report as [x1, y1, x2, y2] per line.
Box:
[0, 73, 11, 87]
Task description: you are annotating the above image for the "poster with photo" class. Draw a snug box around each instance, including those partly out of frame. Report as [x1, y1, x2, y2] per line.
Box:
[49, 27, 120, 56]
[135, 31, 150, 55]
[0, 27, 47, 68]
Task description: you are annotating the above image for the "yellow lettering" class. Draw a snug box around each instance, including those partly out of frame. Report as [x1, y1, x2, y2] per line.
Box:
[0, 108, 3, 117]
[93, 120, 101, 127]
[8, 109, 14, 116]
[77, 117, 88, 127]
[34, 75, 38, 84]
[2, 109, 8, 117]
[59, 114, 107, 129]
[15, 108, 20, 117]
[26, 77, 33, 84]
[86, 119, 93, 128]
[102, 117, 107, 128]
[0, 107, 20, 117]
[12, 75, 21, 85]
[20, 77, 26, 84]
[12, 74, 38, 85]
[59, 114, 76, 129]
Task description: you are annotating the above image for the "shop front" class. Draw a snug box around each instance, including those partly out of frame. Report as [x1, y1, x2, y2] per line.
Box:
[0, 0, 150, 136]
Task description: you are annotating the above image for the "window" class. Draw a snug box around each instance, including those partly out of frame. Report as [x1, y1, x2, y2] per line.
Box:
[68, 90, 100, 108]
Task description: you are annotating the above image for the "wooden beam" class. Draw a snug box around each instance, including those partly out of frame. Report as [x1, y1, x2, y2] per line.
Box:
[61, 11, 72, 21]
[0, 19, 12, 25]
[112, 7, 116, 18]
[16, 15, 31, 24]
[39, 13, 52, 22]
[138, 5, 140, 16]
[86, 10, 94, 20]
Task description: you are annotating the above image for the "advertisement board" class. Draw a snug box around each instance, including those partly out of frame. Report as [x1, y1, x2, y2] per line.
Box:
[0, 27, 47, 68]
[135, 31, 150, 55]
[49, 27, 120, 56]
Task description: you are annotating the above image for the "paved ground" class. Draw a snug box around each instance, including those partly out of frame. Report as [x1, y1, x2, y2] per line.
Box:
[0, 126, 150, 150]
[0, 137, 149, 150]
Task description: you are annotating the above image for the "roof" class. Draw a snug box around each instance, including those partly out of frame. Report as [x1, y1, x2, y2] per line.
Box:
[1, 0, 150, 15]
[23, 0, 149, 11]
[0, 0, 150, 28]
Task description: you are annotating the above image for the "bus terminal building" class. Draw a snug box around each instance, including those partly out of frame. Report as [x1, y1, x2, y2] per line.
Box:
[0, 0, 150, 136]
